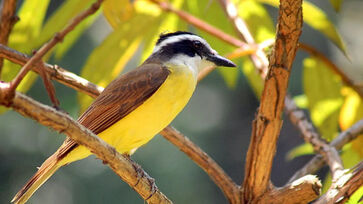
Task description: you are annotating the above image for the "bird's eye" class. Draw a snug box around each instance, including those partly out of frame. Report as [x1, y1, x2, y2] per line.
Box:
[193, 41, 202, 48]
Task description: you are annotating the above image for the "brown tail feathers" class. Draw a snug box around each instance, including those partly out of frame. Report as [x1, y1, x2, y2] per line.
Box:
[11, 153, 62, 204]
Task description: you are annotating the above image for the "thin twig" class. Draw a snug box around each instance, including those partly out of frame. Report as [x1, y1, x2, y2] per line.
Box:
[284, 95, 344, 181]
[289, 119, 363, 182]
[0, 90, 171, 204]
[299, 43, 363, 98]
[38, 63, 60, 108]
[314, 161, 363, 204]
[149, 0, 251, 49]
[3, 0, 103, 104]
[217, 0, 269, 77]
[161, 126, 240, 203]
[0, 0, 19, 76]
[0, 44, 103, 98]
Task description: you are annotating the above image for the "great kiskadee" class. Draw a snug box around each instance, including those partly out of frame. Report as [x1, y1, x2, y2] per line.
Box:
[12, 31, 236, 203]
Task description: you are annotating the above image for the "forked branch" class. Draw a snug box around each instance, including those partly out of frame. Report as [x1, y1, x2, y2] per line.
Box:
[242, 0, 303, 202]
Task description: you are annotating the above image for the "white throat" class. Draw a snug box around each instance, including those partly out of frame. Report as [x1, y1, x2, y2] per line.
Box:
[165, 54, 214, 77]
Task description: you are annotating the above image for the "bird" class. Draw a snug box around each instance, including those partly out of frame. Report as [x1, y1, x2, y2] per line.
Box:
[11, 31, 236, 203]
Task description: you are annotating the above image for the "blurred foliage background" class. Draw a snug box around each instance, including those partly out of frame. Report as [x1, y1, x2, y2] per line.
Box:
[0, 0, 362, 203]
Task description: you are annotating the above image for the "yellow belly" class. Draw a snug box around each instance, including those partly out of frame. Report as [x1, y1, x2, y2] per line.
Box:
[61, 66, 197, 164]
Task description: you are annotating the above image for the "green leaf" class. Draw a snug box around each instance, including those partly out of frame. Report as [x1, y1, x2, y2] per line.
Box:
[237, 0, 275, 43]
[78, 14, 158, 112]
[257, 0, 347, 56]
[0, 0, 50, 113]
[186, 0, 239, 88]
[241, 57, 263, 96]
[303, 57, 344, 140]
[294, 94, 308, 109]
[237, 0, 275, 96]
[329, 0, 343, 12]
[54, 9, 101, 59]
[287, 143, 314, 160]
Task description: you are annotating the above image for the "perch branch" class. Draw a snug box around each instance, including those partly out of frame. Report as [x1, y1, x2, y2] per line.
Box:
[0, 44, 236, 203]
[0, 0, 19, 75]
[315, 161, 363, 204]
[0, 89, 171, 203]
[289, 119, 363, 182]
[2, 0, 103, 104]
[258, 175, 321, 204]
[161, 126, 240, 203]
[285, 95, 344, 181]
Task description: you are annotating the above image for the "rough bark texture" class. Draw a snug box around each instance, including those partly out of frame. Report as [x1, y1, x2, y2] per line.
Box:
[242, 0, 303, 202]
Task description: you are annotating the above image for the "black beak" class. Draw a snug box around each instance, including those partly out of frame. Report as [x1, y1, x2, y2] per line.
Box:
[207, 54, 236, 67]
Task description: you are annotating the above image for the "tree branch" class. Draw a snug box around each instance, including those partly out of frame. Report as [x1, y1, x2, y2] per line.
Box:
[0, 44, 103, 98]
[258, 175, 321, 204]
[0, 89, 171, 203]
[0, 44, 236, 203]
[2, 0, 103, 105]
[315, 161, 363, 204]
[289, 119, 363, 182]
[241, 0, 303, 202]
[285, 95, 344, 181]
[0, 0, 19, 76]
[161, 126, 240, 203]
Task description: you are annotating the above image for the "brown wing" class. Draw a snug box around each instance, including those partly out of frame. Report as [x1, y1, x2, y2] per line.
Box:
[57, 63, 170, 160]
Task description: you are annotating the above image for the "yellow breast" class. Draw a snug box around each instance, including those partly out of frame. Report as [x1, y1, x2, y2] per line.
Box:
[61, 65, 197, 164]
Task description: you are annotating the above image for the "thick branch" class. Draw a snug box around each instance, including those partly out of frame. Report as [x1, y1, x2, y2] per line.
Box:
[161, 126, 240, 204]
[0, 0, 18, 75]
[285, 95, 344, 181]
[315, 161, 363, 204]
[258, 175, 321, 204]
[289, 119, 363, 182]
[0, 89, 171, 204]
[242, 0, 303, 202]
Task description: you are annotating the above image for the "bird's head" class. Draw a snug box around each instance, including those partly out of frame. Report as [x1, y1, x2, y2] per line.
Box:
[150, 31, 236, 74]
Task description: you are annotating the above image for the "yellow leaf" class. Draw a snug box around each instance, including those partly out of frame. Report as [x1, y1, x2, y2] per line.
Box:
[257, 0, 347, 56]
[103, 0, 135, 28]
[340, 87, 363, 157]
[303, 57, 344, 140]
[287, 143, 314, 160]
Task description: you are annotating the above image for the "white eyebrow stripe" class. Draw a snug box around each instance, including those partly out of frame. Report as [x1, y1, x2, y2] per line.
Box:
[152, 34, 212, 54]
